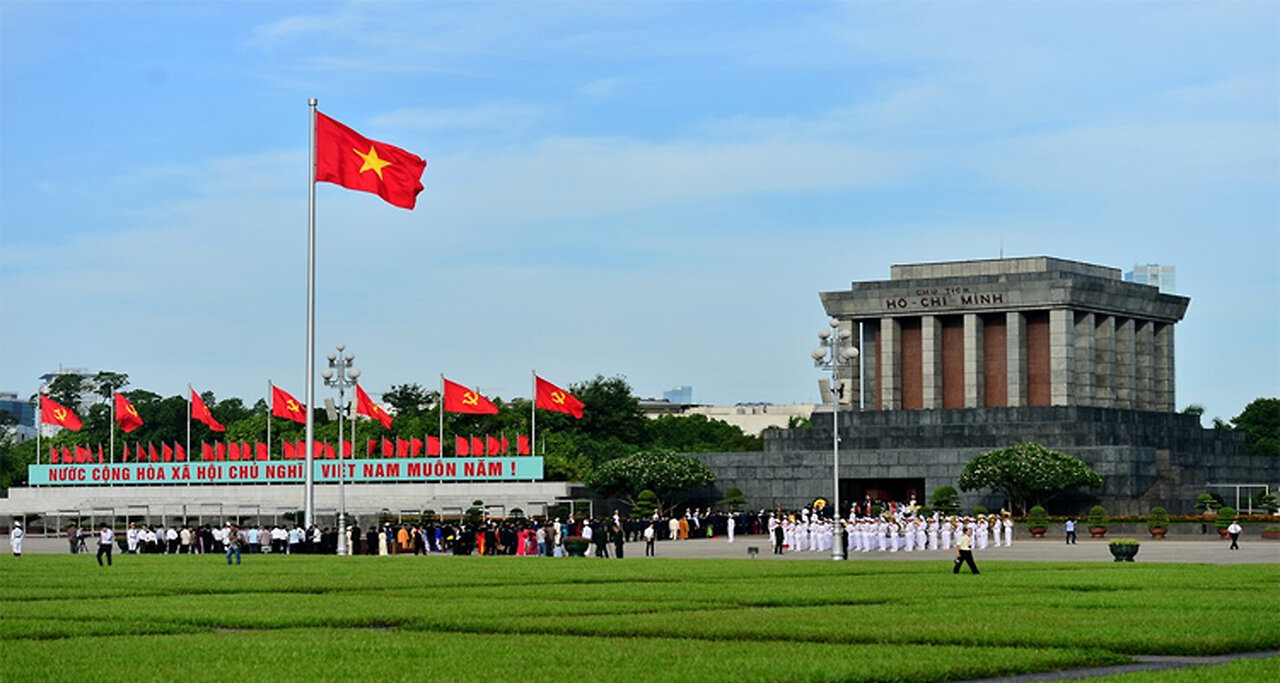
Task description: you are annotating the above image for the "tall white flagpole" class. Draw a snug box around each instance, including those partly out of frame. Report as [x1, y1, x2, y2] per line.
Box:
[438, 374, 445, 457]
[266, 380, 273, 466]
[304, 98, 318, 528]
[109, 393, 116, 464]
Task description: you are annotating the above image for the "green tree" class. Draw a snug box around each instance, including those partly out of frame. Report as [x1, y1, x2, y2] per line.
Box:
[1231, 397, 1279, 456]
[647, 414, 762, 452]
[585, 449, 716, 514]
[958, 443, 1104, 515]
[46, 374, 88, 411]
[90, 371, 130, 404]
[383, 383, 437, 417]
[718, 486, 747, 512]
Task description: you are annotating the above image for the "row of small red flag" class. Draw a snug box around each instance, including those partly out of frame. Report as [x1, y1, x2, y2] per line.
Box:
[46, 434, 536, 465]
[40, 376, 582, 436]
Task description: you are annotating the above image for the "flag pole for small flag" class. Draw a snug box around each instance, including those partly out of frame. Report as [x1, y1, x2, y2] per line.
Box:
[109, 392, 116, 464]
[186, 384, 192, 467]
[266, 380, 273, 463]
[34, 394, 41, 466]
[304, 98, 319, 529]
[438, 374, 445, 457]
[530, 370, 537, 460]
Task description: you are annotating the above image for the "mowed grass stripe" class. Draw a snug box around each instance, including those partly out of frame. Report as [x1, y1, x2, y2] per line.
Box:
[2, 555, 1276, 681]
[0, 628, 1126, 683]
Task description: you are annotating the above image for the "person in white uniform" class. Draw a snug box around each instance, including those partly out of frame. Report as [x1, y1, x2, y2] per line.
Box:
[9, 521, 23, 556]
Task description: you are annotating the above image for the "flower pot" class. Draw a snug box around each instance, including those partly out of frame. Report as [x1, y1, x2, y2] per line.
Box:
[563, 538, 589, 557]
[1216, 528, 1230, 538]
[1088, 527, 1108, 538]
[1029, 526, 1048, 538]
[1108, 543, 1139, 562]
[1148, 527, 1168, 539]
[1260, 530, 1280, 541]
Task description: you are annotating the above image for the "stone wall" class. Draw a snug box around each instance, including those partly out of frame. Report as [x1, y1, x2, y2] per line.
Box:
[689, 407, 1278, 516]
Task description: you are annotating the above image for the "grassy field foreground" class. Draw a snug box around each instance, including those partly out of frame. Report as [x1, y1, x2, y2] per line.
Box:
[1, 554, 1277, 682]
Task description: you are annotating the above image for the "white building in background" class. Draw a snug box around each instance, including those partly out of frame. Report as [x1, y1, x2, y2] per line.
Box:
[640, 400, 816, 437]
[662, 385, 694, 404]
[1125, 263, 1176, 293]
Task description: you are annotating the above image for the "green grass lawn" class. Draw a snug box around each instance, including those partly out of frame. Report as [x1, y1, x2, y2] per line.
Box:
[1, 554, 1277, 682]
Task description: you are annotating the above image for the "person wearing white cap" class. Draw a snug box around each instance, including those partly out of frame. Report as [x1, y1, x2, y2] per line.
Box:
[9, 521, 23, 556]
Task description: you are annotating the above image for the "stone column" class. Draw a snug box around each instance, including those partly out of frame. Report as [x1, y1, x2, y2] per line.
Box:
[1115, 318, 1135, 409]
[862, 320, 878, 411]
[879, 317, 901, 410]
[1073, 311, 1096, 407]
[921, 315, 942, 409]
[1134, 320, 1153, 411]
[1094, 315, 1116, 408]
[1049, 308, 1075, 406]
[837, 319, 861, 410]
[1006, 311, 1026, 407]
[1154, 323, 1174, 412]
[963, 313, 984, 408]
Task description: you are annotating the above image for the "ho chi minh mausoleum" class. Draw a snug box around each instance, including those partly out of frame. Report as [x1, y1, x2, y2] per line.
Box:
[692, 256, 1277, 516]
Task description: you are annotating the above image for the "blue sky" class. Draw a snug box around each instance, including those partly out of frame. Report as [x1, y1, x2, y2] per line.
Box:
[1, 1, 1276, 422]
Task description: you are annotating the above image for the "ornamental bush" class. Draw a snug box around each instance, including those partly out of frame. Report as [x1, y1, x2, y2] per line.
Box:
[1087, 505, 1109, 528]
[929, 486, 961, 515]
[1216, 506, 1237, 529]
[1027, 505, 1050, 528]
[1147, 507, 1169, 529]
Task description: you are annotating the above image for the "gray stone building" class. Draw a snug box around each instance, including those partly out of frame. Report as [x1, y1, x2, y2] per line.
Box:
[692, 257, 1277, 516]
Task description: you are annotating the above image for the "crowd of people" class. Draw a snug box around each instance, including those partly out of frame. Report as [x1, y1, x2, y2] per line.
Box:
[38, 499, 1018, 561]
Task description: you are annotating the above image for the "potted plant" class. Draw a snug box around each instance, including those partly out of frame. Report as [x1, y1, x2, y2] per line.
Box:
[1214, 507, 1236, 538]
[1261, 527, 1280, 541]
[1027, 505, 1050, 538]
[1087, 505, 1109, 538]
[562, 535, 590, 557]
[1108, 537, 1140, 562]
[1147, 506, 1169, 539]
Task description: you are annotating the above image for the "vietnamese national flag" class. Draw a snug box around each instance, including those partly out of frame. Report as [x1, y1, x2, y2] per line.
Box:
[324, 443, 336, 460]
[215, 442, 226, 461]
[486, 436, 500, 456]
[201, 442, 213, 461]
[122, 443, 131, 463]
[442, 378, 499, 415]
[455, 435, 469, 456]
[256, 443, 269, 461]
[411, 437, 422, 457]
[382, 438, 394, 458]
[355, 385, 393, 429]
[190, 389, 226, 432]
[517, 434, 531, 456]
[162, 443, 173, 462]
[176, 444, 187, 462]
[427, 436, 441, 456]
[74, 445, 87, 463]
[470, 436, 483, 456]
[501, 434, 510, 455]
[535, 376, 585, 419]
[149, 443, 159, 463]
[63, 446, 74, 463]
[395, 438, 408, 458]
[271, 386, 307, 424]
[97, 444, 105, 463]
[342, 440, 353, 459]
[50, 446, 60, 464]
[229, 442, 241, 461]
[283, 440, 296, 460]
[114, 393, 144, 433]
[315, 111, 427, 210]
[367, 439, 377, 457]
[40, 395, 83, 431]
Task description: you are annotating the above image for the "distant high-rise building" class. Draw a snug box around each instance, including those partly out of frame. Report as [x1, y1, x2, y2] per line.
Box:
[662, 385, 694, 404]
[1125, 263, 1176, 293]
[0, 391, 35, 427]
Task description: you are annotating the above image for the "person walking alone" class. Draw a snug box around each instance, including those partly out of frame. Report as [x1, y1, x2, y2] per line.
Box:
[225, 524, 242, 565]
[643, 523, 656, 557]
[1227, 519, 1242, 550]
[96, 523, 115, 567]
[1064, 517, 1077, 545]
[953, 527, 979, 575]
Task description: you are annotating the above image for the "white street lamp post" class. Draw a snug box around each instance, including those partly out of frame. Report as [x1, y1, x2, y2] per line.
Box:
[322, 343, 359, 556]
[812, 317, 858, 561]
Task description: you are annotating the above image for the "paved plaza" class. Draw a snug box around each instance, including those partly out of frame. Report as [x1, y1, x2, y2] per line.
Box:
[11, 532, 1278, 564]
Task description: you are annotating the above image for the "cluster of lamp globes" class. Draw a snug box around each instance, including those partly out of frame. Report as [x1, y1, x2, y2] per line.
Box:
[321, 343, 360, 386]
[812, 318, 859, 366]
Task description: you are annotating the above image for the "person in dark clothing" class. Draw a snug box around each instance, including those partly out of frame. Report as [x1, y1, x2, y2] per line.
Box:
[611, 524, 625, 559]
